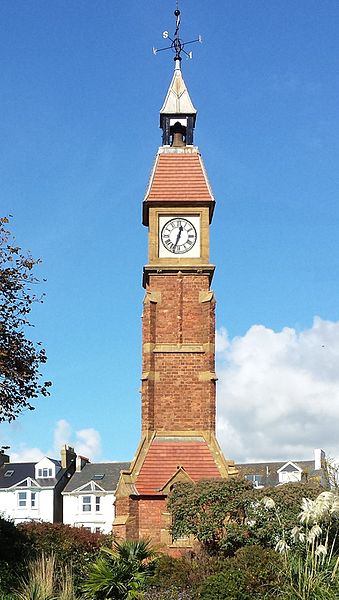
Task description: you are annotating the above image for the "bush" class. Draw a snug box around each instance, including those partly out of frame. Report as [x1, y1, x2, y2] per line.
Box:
[0, 516, 27, 592]
[146, 551, 229, 599]
[18, 522, 112, 594]
[199, 569, 246, 600]
[199, 546, 284, 600]
[231, 545, 284, 597]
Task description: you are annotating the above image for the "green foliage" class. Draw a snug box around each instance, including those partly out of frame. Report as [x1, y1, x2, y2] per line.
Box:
[0, 515, 27, 591]
[16, 553, 56, 600]
[265, 490, 339, 599]
[168, 478, 254, 554]
[83, 538, 158, 599]
[169, 478, 323, 555]
[18, 522, 112, 594]
[147, 554, 193, 590]
[0, 215, 51, 421]
[147, 551, 225, 597]
[15, 553, 79, 600]
[199, 546, 284, 600]
[199, 569, 246, 600]
[247, 484, 323, 549]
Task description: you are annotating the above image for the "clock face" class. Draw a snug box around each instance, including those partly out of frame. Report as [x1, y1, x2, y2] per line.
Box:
[161, 217, 197, 254]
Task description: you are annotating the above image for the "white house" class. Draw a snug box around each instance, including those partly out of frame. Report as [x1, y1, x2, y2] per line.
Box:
[62, 458, 129, 533]
[236, 449, 327, 488]
[0, 445, 76, 524]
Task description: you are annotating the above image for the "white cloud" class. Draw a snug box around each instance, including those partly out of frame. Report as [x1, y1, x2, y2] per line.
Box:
[9, 420, 102, 463]
[11, 446, 45, 462]
[73, 428, 101, 460]
[53, 419, 72, 453]
[216, 317, 339, 463]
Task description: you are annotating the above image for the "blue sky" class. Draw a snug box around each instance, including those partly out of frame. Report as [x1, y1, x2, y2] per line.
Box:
[1, 1, 339, 464]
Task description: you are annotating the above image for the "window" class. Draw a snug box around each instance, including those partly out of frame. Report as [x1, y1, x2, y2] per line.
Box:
[245, 474, 263, 488]
[279, 471, 301, 484]
[81, 495, 101, 512]
[37, 468, 53, 478]
[93, 474, 104, 480]
[31, 492, 37, 509]
[82, 496, 91, 512]
[18, 492, 27, 508]
[4, 470, 14, 477]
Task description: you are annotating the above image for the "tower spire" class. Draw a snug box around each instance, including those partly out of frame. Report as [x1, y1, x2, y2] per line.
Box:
[155, 6, 200, 146]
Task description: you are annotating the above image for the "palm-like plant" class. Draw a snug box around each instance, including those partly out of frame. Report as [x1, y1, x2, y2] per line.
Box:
[83, 538, 158, 600]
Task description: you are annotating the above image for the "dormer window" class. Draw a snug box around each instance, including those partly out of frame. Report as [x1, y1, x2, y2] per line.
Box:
[37, 468, 53, 478]
[277, 461, 302, 484]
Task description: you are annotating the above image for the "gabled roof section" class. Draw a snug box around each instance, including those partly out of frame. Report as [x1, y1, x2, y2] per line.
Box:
[236, 459, 318, 488]
[277, 461, 303, 473]
[62, 462, 130, 494]
[143, 151, 215, 225]
[135, 436, 222, 495]
[0, 462, 66, 489]
[160, 63, 196, 116]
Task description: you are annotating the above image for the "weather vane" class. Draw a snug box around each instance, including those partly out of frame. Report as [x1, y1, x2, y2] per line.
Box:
[152, 3, 202, 61]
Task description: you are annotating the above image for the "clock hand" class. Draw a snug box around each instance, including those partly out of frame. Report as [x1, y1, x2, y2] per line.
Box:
[173, 225, 183, 249]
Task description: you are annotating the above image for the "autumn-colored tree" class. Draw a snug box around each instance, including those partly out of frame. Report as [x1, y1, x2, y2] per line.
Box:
[0, 216, 51, 421]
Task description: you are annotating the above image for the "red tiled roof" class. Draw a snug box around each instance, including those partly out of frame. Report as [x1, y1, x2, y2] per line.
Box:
[145, 153, 213, 202]
[135, 439, 221, 495]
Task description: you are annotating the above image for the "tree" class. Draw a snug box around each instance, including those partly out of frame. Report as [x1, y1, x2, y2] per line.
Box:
[168, 479, 323, 556]
[0, 216, 51, 421]
[168, 478, 254, 555]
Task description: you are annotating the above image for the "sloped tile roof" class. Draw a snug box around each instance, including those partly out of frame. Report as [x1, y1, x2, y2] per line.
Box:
[145, 153, 213, 203]
[0, 461, 65, 489]
[236, 460, 316, 487]
[62, 462, 130, 493]
[135, 437, 221, 495]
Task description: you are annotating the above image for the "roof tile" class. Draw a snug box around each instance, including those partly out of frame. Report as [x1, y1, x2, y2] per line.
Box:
[135, 440, 221, 494]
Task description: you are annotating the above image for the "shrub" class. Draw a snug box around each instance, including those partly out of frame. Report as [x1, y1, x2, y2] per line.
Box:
[0, 516, 27, 592]
[18, 522, 112, 594]
[83, 538, 158, 599]
[199, 569, 247, 600]
[199, 545, 284, 600]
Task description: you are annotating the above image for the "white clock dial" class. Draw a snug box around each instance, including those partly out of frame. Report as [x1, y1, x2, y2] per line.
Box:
[161, 218, 197, 254]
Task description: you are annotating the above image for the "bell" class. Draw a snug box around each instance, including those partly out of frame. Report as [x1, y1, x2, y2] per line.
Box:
[171, 121, 186, 147]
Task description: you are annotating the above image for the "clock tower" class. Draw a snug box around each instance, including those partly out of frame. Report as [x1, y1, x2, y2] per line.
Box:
[113, 28, 236, 551]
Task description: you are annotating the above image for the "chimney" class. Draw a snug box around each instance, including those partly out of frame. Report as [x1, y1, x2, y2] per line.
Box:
[60, 445, 76, 469]
[76, 455, 89, 472]
[314, 448, 325, 470]
[0, 453, 10, 467]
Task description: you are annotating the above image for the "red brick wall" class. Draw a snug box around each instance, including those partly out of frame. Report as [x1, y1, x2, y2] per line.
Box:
[142, 273, 216, 432]
[137, 497, 167, 545]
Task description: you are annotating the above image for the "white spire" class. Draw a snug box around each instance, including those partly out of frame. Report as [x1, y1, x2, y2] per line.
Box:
[160, 62, 197, 115]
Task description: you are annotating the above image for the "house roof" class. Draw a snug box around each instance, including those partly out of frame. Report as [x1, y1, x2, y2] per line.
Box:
[62, 462, 130, 494]
[0, 461, 66, 489]
[135, 437, 221, 495]
[236, 460, 318, 487]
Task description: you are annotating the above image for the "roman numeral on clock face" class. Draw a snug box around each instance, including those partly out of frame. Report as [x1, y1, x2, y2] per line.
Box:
[160, 217, 198, 255]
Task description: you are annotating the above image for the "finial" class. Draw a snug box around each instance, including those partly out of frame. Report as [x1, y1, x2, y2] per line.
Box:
[152, 4, 202, 64]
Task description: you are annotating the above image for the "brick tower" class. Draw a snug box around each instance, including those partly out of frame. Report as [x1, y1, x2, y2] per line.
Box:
[113, 45, 236, 551]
